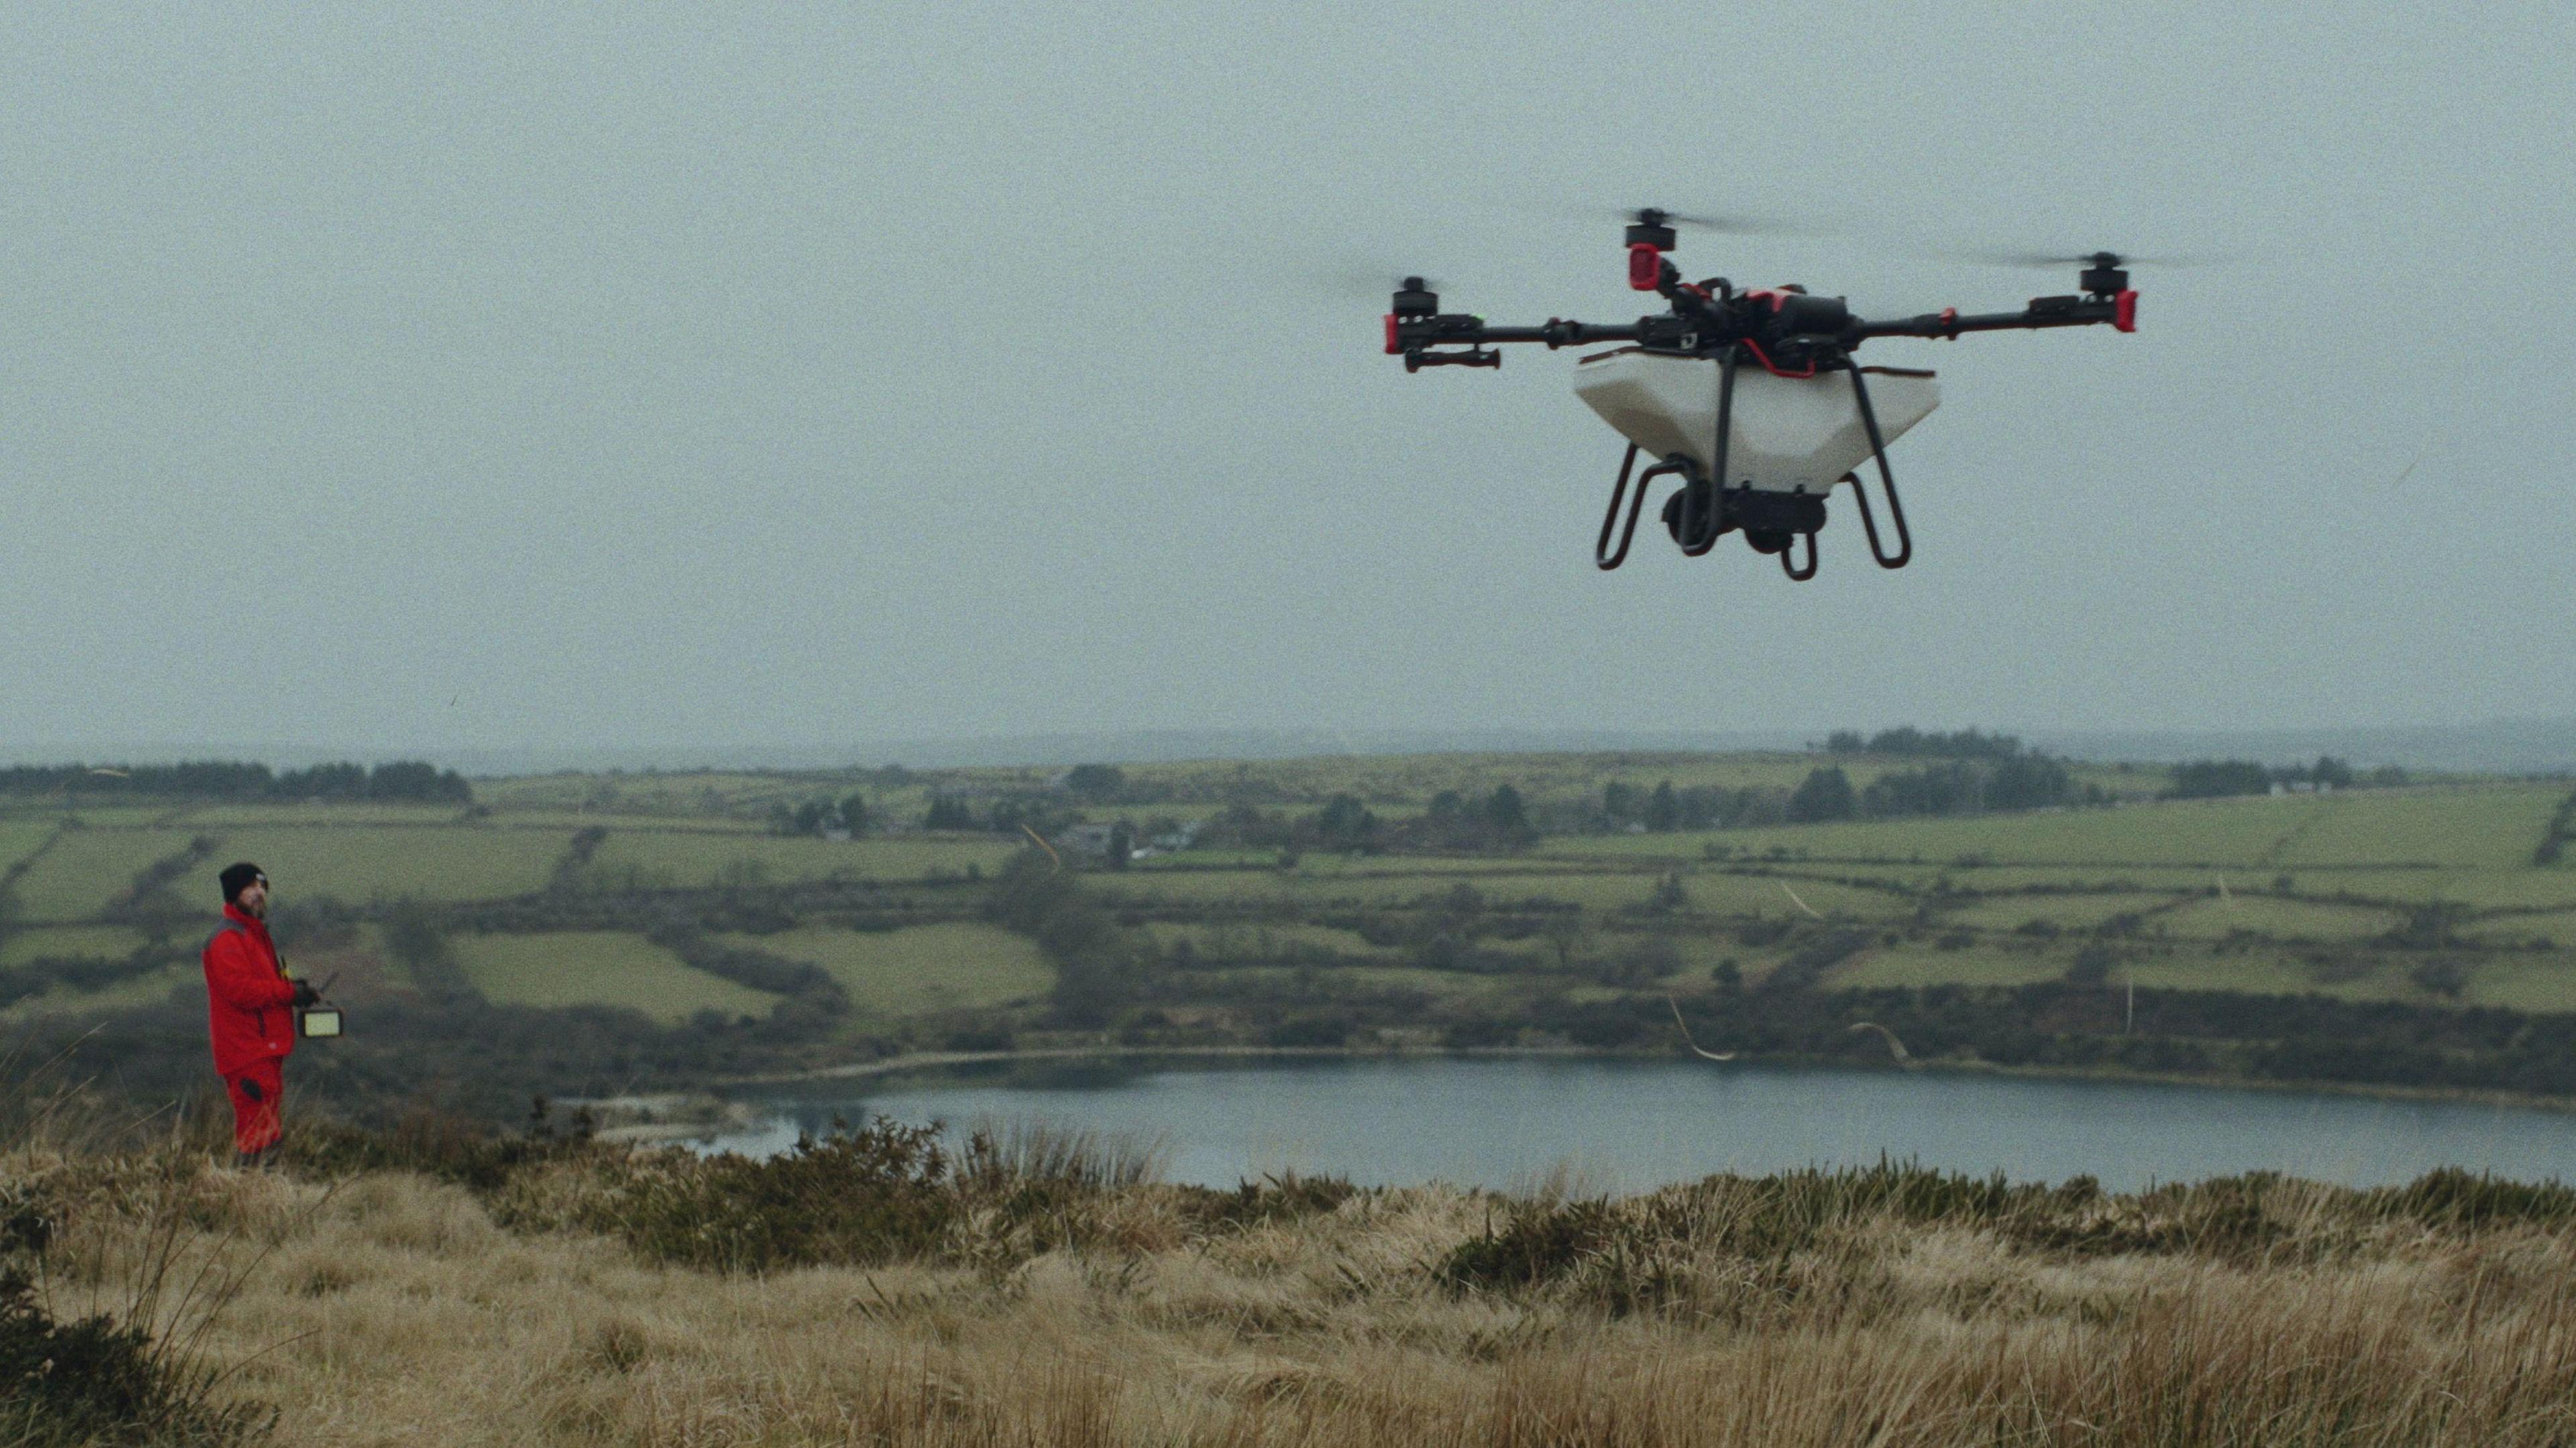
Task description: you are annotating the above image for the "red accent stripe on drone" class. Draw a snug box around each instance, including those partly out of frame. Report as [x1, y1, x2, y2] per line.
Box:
[1738, 336, 1817, 380]
[2114, 289, 2139, 333]
[1627, 244, 1661, 291]
[1383, 314, 1401, 355]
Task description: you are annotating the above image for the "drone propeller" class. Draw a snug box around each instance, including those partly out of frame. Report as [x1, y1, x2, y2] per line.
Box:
[1308, 263, 1449, 302]
[1593, 205, 1825, 239]
[1947, 247, 2229, 269]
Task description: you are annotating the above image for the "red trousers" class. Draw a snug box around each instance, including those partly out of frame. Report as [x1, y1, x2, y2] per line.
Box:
[223, 1059, 285, 1155]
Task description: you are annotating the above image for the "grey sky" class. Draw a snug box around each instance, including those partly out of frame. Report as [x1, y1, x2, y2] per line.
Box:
[3, 2, 2570, 762]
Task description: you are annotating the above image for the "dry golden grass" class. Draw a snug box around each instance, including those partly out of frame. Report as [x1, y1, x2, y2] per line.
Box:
[19, 1129, 2576, 1448]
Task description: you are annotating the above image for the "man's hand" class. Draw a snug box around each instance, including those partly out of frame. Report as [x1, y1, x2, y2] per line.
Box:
[290, 979, 321, 1009]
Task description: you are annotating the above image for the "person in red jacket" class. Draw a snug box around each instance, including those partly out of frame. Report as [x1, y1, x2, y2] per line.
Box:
[203, 862, 317, 1166]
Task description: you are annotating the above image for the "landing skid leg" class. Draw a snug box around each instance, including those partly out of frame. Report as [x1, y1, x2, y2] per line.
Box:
[1594, 444, 1687, 571]
[1842, 365, 1913, 569]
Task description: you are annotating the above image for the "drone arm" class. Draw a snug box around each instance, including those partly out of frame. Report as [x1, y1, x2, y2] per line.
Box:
[1851, 290, 2137, 342]
[1387, 315, 1650, 353]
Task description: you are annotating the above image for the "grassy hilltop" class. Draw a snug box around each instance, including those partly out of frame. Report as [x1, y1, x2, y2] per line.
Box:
[1, 749, 2574, 1116]
[13, 1103, 2576, 1447]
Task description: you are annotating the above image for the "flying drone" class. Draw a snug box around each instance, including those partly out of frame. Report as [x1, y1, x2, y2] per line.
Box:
[1381, 210, 2142, 580]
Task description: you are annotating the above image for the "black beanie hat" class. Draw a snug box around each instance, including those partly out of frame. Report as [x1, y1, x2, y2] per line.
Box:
[219, 862, 266, 904]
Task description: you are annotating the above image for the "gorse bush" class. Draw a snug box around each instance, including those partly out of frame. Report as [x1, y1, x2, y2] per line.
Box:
[0, 1268, 264, 1447]
[1432, 1160, 2576, 1319]
[501, 1117, 957, 1272]
[485, 1115, 1355, 1275]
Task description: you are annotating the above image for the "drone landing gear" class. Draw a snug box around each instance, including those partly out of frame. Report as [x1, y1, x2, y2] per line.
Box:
[1595, 443, 1692, 570]
[1839, 362, 1913, 570]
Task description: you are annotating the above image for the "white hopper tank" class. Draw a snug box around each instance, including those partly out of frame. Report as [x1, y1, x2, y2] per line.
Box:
[1570, 349, 1939, 493]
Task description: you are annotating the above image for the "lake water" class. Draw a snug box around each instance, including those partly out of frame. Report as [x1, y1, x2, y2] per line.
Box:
[704, 1056, 2576, 1194]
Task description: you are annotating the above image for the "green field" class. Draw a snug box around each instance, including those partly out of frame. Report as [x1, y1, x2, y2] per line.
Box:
[1141, 921, 1397, 961]
[164, 803, 474, 828]
[2269, 786, 2565, 869]
[0, 962, 194, 1022]
[454, 932, 778, 1025]
[2157, 896, 2399, 942]
[1827, 942, 2065, 991]
[177, 827, 571, 907]
[581, 833, 1014, 891]
[7, 829, 198, 922]
[1944, 891, 2177, 933]
[0, 821, 58, 876]
[724, 924, 1053, 1018]
[0, 925, 149, 968]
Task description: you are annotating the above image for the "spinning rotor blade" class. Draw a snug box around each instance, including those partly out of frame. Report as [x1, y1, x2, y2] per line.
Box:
[1947, 247, 2231, 269]
[1306, 263, 1448, 301]
[1577, 205, 1829, 239]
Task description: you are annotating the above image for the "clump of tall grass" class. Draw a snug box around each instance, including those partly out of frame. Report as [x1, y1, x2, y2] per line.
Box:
[0, 1071, 274, 1446]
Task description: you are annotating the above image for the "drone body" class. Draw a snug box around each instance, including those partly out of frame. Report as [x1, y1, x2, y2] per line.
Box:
[1382, 213, 2138, 580]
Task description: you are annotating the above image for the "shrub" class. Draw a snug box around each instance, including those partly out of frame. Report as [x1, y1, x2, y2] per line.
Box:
[0, 1268, 269, 1446]
[503, 1117, 957, 1273]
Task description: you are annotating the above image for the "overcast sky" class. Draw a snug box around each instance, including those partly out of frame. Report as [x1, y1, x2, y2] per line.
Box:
[3, 2, 2570, 763]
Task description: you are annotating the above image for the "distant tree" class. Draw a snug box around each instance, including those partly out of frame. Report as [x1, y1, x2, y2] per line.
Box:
[2065, 945, 2121, 987]
[366, 761, 472, 803]
[277, 761, 368, 799]
[2408, 958, 2467, 999]
[1649, 872, 1690, 911]
[1862, 761, 1980, 818]
[922, 795, 977, 830]
[1787, 767, 1858, 823]
[1863, 726, 2021, 760]
[1646, 781, 1680, 832]
[2163, 760, 2273, 799]
[1313, 793, 1377, 848]
[2310, 756, 2356, 790]
[1601, 781, 1640, 826]
[1985, 754, 2074, 812]
[839, 793, 869, 834]
[1064, 764, 1126, 802]
[1825, 730, 1866, 754]
[1483, 785, 1531, 842]
[987, 795, 1076, 838]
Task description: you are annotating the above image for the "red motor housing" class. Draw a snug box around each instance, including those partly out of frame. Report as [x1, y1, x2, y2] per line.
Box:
[1627, 243, 1662, 291]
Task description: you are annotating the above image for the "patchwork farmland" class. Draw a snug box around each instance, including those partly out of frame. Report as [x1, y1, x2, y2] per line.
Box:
[3, 754, 2573, 1114]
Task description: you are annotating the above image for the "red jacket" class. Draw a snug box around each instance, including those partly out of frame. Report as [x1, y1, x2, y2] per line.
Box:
[203, 904, 297, 1077]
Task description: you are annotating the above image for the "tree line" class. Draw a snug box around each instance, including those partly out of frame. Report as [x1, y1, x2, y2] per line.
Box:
[2161, 756, 2406, 800]
[0, 759, 471, 803]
